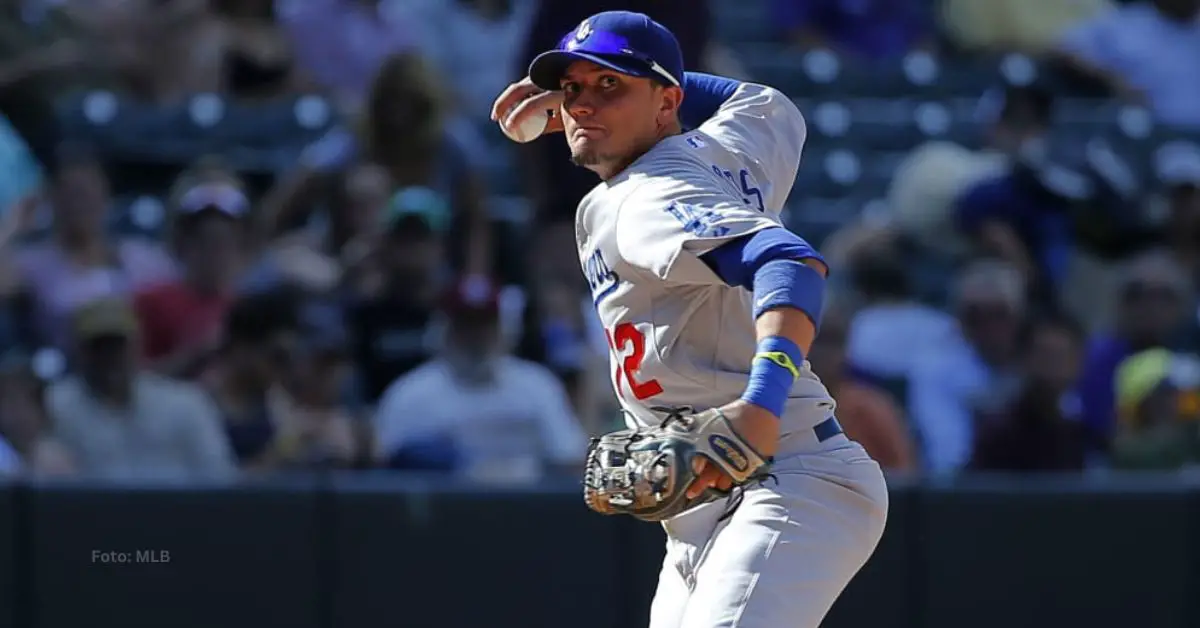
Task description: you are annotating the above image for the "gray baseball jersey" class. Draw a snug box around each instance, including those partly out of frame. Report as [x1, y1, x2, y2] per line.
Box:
[575, 82, 836, 444]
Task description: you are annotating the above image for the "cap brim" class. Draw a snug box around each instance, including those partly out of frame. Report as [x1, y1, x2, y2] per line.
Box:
[1162, 167, 1200, 188]
[528, 50, 656, 91]
[178, 205, 242, 222]
[387, 211, 444, 235]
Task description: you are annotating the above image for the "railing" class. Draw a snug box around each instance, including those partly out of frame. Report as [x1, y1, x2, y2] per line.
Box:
[1, 472, 1197, 628]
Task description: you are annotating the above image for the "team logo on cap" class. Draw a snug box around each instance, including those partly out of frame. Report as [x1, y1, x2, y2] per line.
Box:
[574, 19, 592, 42]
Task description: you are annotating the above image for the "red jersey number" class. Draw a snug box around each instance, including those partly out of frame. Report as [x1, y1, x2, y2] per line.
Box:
[605, 323, 663, 401]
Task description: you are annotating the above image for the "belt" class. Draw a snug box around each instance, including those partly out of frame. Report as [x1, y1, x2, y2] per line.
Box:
[713, 415, 846, 524]
[813, 416, 843, 442]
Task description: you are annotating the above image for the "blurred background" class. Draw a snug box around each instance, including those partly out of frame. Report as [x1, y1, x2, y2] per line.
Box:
[0, 0, 1198, 627]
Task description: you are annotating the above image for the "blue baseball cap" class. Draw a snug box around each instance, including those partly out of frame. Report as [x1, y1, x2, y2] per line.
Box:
[528, 11, 684, 92]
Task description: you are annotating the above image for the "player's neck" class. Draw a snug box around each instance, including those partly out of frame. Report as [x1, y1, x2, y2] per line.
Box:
[594, 121, 683, 181]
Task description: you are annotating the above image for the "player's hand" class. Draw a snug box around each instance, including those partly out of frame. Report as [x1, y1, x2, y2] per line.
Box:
[490, 77, 564, 141]
[686, 400, 780, 499]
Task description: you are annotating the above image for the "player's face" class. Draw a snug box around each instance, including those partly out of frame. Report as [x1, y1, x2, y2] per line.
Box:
[559, 60, 681, 178]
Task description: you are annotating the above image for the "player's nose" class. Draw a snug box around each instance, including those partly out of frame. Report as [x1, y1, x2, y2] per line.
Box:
[565, 89, 599, 118]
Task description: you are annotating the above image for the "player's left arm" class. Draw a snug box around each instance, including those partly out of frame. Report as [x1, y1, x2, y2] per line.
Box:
[687, 226, 829, 497]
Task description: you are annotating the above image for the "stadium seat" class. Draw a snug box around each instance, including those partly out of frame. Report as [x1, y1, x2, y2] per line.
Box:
[805, 98, 984, 153]
[1151, 138, 1200, 189]
[863, 150, 914, 187]
[787, 194, 888, 246]
[1055, 98, 1125, 128]
[56, 90, 216, 163]
[932, 54, 1037, 98]
[711, 1, 772, 43]
[829, 100, 927, 150]
[794, 148, 870, 197]
[111, 195, 169, 238]
[56, 90, 340, 192]
[740, 47, 919, 98]
[214, 93, 334, 149]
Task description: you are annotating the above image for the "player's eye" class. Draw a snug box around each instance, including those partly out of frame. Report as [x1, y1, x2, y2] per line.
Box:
[598, 75, 619, 89]
[561, 81, 580, 94]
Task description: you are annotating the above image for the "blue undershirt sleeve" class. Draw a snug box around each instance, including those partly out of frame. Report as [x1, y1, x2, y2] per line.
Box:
[700, 227, 827, 326]
[700, 227, 824, 289]
[679, 72, 741, 130]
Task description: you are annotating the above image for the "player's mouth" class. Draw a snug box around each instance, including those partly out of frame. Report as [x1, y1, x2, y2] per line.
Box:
[572, 125, 607, 140]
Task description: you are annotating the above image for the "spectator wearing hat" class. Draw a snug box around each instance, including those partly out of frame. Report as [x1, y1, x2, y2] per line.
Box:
[134, 167, 251, 378]
[1076, 251, 1193, 449]
[46, 297, 236, 483]
[346, 186, 449, 404]
[1110, 348, 1200, 469]
[373, 276, 586, 483]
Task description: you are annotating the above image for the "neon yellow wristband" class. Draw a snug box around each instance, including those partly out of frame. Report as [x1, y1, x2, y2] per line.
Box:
[754, 351, 801, 380]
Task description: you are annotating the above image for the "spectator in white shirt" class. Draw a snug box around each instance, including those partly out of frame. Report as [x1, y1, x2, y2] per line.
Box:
[844, 240, 956, 399]
[47, 297, 237, 483]
[373, 276, 587, 483]
[1054, 0, 1200, 128]
[908, 260, 1027, 473]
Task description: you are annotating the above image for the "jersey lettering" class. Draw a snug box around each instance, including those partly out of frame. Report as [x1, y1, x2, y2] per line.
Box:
[583, 248, 620, 305]
[664, 202, 731, 238]
[710, 165, 766, 212]
[739, 169, 766, 212]
[606, 323, 663, 401]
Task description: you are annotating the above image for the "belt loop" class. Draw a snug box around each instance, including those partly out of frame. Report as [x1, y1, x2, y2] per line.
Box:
[814, 416, 843, 442]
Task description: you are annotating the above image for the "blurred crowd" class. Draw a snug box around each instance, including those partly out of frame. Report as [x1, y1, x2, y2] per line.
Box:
[0, 0, 1197, 483]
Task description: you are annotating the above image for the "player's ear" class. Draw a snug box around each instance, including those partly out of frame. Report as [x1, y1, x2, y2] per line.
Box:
[657, 85, 683, 126]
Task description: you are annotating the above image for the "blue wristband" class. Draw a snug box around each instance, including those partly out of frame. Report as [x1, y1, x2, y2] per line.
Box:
[741, 336, 805, 418]
[752, 259, 826, 328]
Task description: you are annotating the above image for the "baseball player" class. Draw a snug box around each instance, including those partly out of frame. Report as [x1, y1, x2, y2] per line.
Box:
[491, 11, 888, 628]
